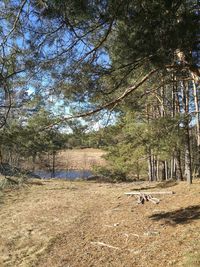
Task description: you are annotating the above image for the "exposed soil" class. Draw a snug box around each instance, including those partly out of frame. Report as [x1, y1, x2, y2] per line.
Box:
[0, 180, 200, 267]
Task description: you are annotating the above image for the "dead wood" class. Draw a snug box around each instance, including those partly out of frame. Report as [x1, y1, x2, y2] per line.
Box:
[91, 242, 120, 250]
[125, 191, 175, 204]
[125, 191, 175, 195]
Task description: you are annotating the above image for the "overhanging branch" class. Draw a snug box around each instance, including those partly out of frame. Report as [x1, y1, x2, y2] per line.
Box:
[44, 68, 159, 130]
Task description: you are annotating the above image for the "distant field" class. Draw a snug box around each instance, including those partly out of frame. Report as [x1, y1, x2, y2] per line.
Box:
[36, 148, 107, 171]
[57, 148, 107, 170]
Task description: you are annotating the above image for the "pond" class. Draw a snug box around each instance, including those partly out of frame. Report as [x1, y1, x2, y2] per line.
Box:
[34, 170, 93, 180]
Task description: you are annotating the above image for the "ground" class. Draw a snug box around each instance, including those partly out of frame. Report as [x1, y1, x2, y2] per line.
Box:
[0, 179, 200, 267]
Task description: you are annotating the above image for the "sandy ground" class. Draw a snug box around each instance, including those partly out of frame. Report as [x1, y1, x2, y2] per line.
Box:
[0, 180, 200, 267]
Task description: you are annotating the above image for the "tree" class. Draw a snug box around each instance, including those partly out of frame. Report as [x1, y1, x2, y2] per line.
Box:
[1, 0, 200, 183]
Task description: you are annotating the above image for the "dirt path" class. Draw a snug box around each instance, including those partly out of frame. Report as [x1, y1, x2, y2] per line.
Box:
[0, 180, 200, 267]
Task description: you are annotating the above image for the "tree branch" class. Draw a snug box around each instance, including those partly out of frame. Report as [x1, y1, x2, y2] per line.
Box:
[2, 0, 27, 45]
[44, 68, 159, 129]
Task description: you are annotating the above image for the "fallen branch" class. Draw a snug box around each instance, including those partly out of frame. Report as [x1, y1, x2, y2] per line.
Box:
[91, 241, 120, 250]
[147, 196, 160, 204]
[125, 191, 175, 204]
[125, 191, 175, 195]
[104, 223, 119, 227]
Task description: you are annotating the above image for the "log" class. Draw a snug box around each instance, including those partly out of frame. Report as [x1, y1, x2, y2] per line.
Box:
[148, 196, 160, 204]
[125, 191, 175, 204]
[125, 191, 175, 195]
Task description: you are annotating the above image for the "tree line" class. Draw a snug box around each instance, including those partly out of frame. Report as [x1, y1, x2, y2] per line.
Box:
[0, 0, 200, 183]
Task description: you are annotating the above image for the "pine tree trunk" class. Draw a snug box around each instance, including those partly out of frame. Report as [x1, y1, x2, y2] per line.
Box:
[184, 127, 192, 184]
[161, 161, 165, 180]
[148, 149, 153, 181]
[165, 161, 168, 180]
[175, 150, 183, 181]
[174, 76, 184, 180]
[136, 162, 140, 180]
[170, 157, 174, 179]
[183, 81, 192, 184]
[32, 153, 36, 172]
[156, 157, 159, 181]
[192, 76, 200, 175]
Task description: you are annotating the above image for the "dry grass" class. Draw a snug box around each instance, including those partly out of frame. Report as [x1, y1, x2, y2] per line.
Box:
[183, 252, 200, 267]
[0, 179, 200, 267]
[33, 148, 107, 171]
[57, 148, 107, 170]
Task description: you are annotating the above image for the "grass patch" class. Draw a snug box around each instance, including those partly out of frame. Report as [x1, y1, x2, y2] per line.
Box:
[183, 252, 200, 267]
[156, 180, 178, 188]
[0, 176, 26, 190]
[183, 239, 200, 267]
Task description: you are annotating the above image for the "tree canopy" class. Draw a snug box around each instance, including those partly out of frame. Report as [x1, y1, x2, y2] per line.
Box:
[0, 0, 200, 183]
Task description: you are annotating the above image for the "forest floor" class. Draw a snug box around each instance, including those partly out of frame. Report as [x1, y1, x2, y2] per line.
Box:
[0, 179, 200, 267]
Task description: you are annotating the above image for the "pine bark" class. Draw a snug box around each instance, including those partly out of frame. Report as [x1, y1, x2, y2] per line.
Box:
[191, 75, 200, 175]
[148, 149, 154, 181]
[183, 81, 192, 184]
[173, 77, 184, 180]
[174, 150, 183, 181]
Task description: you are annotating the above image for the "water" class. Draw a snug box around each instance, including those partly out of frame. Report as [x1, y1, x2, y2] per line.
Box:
[34, 170, 93, 180]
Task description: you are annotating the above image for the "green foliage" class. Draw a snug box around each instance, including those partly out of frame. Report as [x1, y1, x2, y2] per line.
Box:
[97, 110, 185, 179]
[105, 143, 146, 179]
[0, 0, 199, 184]
[0, 110, 66, 169]
[93, 166, 128, 182]
[111, 0, 198, 67]
[21, 0, 196, 122]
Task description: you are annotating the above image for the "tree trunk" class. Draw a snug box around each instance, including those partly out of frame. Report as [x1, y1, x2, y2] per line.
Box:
[32, 153, 37, 172]
[170, 157, 174, 179]
[148, 149, 154, 181]
[136, 161, 140, 180]
[164, 161, 168, 180]
[161, 161, 165, 180]
[184, 127, 192, 184]
[173, 76, 184, 180]
[51, 151, 56, 178]
[191, 75, 200, 175]
[174, 149, 183, 181]
[156, 157, 159, 181]
[182, 81, 192, 184]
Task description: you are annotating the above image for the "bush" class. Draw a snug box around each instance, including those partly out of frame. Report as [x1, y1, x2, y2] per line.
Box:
[93, 166, 129, 182]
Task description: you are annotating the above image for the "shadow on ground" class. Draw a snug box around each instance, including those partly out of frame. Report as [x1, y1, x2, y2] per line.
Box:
[131, 180, 178, 191]
[149, 205, 200, 225]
